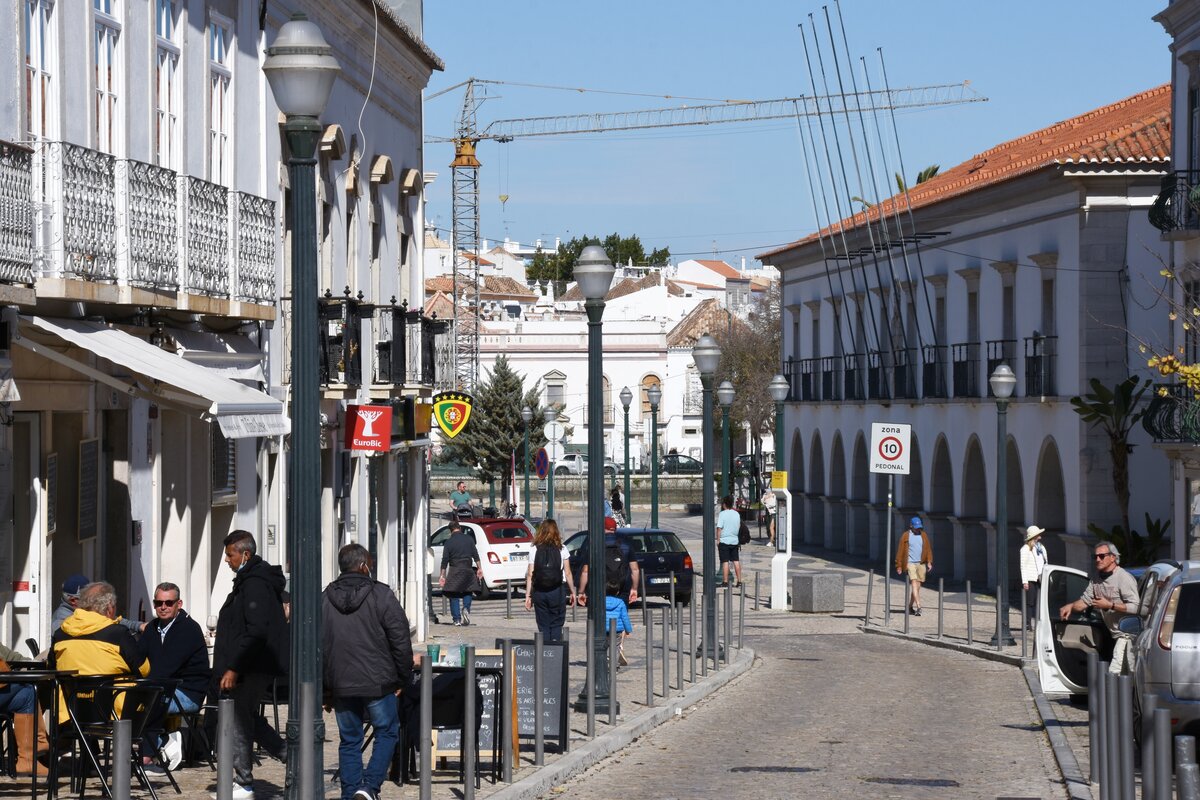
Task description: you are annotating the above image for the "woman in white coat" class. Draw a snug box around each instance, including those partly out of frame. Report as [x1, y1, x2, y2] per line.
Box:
[1019, 525, 1049, 631]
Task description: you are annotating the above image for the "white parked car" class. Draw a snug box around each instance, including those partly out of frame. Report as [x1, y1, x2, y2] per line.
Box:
[429, 516, 534, 599]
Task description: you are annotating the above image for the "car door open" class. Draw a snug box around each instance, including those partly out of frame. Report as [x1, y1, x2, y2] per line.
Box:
[1039, 564, 1111, 694]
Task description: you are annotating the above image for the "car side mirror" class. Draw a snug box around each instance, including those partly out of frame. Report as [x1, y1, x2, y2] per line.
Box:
[1117, 616, 1143, 636]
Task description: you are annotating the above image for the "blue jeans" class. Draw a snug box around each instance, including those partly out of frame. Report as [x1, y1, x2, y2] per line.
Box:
[333, 694, 399, 800]
[448, 593, 473, 622]
[0, 683, 36, 715]
[168, 688, 200, 715]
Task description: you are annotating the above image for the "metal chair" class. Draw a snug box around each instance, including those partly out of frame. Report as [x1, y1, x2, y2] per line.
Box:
[60, 675, 164, 799]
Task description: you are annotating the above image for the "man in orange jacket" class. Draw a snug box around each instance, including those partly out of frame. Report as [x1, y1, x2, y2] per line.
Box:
[894, 517, 933, 615]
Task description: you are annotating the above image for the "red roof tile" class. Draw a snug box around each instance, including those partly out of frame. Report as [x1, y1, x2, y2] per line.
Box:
[693, 259, 741, 279]
[758, 84, 1171, 260]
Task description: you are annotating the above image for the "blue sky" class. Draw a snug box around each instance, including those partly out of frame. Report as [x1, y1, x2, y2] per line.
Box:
[423, 1, 1169, 267]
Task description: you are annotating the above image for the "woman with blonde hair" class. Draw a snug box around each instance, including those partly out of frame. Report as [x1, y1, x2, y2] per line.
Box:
[524, 519, 576, 642]
[1020, 525, 1048, 631]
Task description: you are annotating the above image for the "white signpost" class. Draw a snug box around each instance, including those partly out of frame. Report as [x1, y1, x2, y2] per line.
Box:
[869, 422, 911, 626]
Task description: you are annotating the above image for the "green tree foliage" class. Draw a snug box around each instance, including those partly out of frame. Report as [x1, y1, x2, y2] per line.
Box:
[1070, 376, 1151, 537]
[895, 164, 941, 193]
[437, 356, 548, 486]
[527, 233, 670, 284]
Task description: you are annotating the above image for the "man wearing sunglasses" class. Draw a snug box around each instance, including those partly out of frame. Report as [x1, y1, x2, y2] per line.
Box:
[1059, 543, 1140, 672]
[137, 582, 211, 770]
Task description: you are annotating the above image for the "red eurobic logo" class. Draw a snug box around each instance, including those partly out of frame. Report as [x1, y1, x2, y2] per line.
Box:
[345, 405, 392, 452]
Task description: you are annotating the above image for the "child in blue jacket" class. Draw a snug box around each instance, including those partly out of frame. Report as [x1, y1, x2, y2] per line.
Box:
[605, 574, 633, 666]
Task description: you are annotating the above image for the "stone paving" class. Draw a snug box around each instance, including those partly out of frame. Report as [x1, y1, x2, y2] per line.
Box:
[0, 506, 1076, 799]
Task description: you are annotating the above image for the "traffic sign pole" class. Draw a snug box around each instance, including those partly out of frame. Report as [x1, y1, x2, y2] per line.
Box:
[869, 422, 911, 628]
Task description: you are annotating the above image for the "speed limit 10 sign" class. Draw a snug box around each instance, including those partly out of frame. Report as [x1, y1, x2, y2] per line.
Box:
[869, 422, 911, 475]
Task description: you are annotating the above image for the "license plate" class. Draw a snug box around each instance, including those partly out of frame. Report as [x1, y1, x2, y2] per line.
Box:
[649, 576, 672, 584]
[508, 552, 527, 562]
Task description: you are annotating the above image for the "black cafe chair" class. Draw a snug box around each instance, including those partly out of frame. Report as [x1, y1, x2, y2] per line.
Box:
[60, 675, 164, 800]
[399, 670, 485, 788]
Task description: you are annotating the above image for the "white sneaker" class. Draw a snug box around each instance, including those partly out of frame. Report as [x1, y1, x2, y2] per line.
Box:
[211, 785, 254, 800]
[163, 730, 184, 771]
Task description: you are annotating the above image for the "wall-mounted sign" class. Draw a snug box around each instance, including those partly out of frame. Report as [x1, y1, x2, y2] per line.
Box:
[432, 391, 473, 439]
[345, 404, 393, 452]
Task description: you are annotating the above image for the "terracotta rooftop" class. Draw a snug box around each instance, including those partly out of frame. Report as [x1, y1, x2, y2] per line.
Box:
[667, 298, 744, 348]
[424, 275, 537, 300]
[692, 259, 742, 279]
[559, 270, 668, 302]
[758, 84, 1171, 261]
[423, 292, 482, 335]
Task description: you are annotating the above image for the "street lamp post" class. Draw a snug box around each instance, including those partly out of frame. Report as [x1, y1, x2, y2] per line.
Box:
[620, 386, 633, 526]
[693, 334, 721, 662]
[769, 374, 788, 478]
[717, 381, 735, 500]
[648, 383, 662, 529]
[573, 246, 617, 713]
[521, 406, 533, 518]
[544, 406, 557, 520]
[989, 363, 1017, 647]
[262, 15, 339, 799]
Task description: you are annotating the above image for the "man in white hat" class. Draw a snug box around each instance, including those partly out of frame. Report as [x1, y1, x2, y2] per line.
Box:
[1019, 525, 1048, 631]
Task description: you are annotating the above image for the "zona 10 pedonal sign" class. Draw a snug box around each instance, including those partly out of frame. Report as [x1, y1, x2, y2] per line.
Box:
[868, 422, 911, 475]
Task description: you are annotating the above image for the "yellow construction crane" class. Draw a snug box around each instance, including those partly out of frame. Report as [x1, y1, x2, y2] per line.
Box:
[426, 77, 985, 392]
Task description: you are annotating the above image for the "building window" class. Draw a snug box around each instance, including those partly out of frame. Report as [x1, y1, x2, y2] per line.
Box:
[1041, 278, 1056, 335]
[211, 427, 237, 500]
[208, 14, 232, 184]
[546, 382, 564, 409]
[967, 290, 979, 343]
[811, 314, 820, 359]
[24, 0, 56, 142]
[154, 0, 180, 169]
[640, 375, 661, 417]
[93, 0, 121, 155]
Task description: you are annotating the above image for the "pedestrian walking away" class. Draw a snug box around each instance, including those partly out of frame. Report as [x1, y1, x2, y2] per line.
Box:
[577, 516, 640, 608]
[716, 495, 743, 587]
[761, 489, 777, 546]
[1059, 541, 1139, 673]
[323, 543, 414, 800]
[610, 484, 626, 526]
[524, 519, 577, 642]
[1019, 525, 1048, 632]
[212, 530, 289, 800]
[438, 519, 482, 626]
[895, 517, 932, 615]
[605, 573, 633, 667]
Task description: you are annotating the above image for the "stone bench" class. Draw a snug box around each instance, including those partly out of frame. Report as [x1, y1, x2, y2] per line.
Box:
[791, 572, 845, 613]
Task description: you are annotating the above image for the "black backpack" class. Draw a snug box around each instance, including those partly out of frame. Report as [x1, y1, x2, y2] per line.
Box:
[605, 542, 631, 594]
[532, 545, 563, 591]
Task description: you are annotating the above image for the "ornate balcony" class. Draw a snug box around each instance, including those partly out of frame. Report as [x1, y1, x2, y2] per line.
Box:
[922, 345, 948, 398]
[1143, 383, 1200, 443]
[1149, 170, 1200, 235]
[797, 357, 819, 401]
[234, 192, 275, 303]
[0, 142, 34, 284]
[122, 159, 178, 289]
[184, 176, 229, 296]
[952, 342, 980, 398]
[1025, 334, 1057, 397]
[55, 142, 118, 281]
[319, 290, 363, 387]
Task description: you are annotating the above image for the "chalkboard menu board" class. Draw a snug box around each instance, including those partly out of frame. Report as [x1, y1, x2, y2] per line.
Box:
[507, 639, 569, 751]
[432, 650, 505, 761]
[77, 439, 100, 541]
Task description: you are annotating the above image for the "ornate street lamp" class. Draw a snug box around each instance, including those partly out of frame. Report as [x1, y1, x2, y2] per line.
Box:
[989, 363, 1017, 647]
[544, 405, 557, 519]
[521, 406, 533, 518]
[620, 386, 633, 525]
[693, 334, 721, 664]
[573, 246, 617, 713]
[262, 14, 339, 798]
[648, 383, 662, 528]
[768, 374, 789, 476]
[717, 380, 735, 499]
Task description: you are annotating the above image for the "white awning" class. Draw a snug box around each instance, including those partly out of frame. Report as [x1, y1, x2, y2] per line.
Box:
[0, 355, 18, 403]
[168, 328, 267, 385]
[15, 316, 289, 439]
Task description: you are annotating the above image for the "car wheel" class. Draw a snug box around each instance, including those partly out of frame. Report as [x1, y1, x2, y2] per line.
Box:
[555, 466, 569, 476]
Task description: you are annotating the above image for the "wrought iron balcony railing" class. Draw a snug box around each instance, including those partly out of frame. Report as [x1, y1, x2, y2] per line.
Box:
[319, 290, 363, 387]
[843, 352, 865, 401]
[922, 345, 948, 398]
[820, 355, 841, 401]
[986, 338, 1017, 396]
[798, 357, 819, 401]
[952, 342, 980, 398]
[893, 347, 917, 399]
[0, 142, 34, 284]
[1025, 334, 1057, 397]
[1149, 170, 1200, 234]
[1143, 383, 1200, 443]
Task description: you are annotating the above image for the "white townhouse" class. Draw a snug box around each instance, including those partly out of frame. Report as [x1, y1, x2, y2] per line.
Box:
[0, 0, 445, 647]
[760, 86, 1174, 581]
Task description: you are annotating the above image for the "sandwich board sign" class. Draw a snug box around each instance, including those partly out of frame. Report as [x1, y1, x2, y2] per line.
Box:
[869, 422, 911, 475]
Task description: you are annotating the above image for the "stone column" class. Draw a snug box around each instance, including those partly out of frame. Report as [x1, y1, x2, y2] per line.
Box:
[824, 496, 846, 552]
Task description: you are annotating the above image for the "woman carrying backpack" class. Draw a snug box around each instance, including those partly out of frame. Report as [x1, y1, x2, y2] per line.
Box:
[523, 519, 576, 642]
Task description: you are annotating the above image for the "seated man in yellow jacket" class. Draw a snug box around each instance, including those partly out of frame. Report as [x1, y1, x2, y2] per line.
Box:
[50, 581, 150, 721]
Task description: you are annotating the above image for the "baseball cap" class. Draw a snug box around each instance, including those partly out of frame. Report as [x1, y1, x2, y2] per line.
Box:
[62, 573, 90, 597]
[909, 517, 923, 529]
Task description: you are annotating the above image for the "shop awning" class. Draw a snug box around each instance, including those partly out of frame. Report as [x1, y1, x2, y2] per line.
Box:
[0, 355, 19, 403]
[168, 327, 267, 385]
[15, 316, 289, 439]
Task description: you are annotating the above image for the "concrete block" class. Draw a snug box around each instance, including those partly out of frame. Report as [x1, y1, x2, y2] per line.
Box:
[791, 572, 844, 613]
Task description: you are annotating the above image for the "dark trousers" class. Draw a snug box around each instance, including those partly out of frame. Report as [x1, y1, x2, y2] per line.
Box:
[1025, 581, 1040, 629]
[531, 585, 567, 642]
[229, 672, 272, 787]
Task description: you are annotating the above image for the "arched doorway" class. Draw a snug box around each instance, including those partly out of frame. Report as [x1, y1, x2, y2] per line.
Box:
[849, 433, 870, 555]
[927, 435, 954, 570]
[789, 429, 805, 550]
[809, 433, 825, 545]
[1035, 437, 1067, 564]
[962, 436, 989, 584]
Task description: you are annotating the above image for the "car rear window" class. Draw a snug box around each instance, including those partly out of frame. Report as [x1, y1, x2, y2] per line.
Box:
[1174, 583, 1200, 634]
[625, 532, 684, 555]
[483, 524, 532, 542]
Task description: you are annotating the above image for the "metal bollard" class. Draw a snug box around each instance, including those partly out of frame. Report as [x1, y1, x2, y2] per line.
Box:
[755, 570, 761, 612]
[300, 682, 316, 800]
[464, 645, 476, 800]
[903, 577, 910, 634]
[1179, 734, 1198, 766]
[669, 570, 676, 610]
[937, 578, 944, 640]
[1141, 692, 1157, 800]
[864, 569, 874, 627]
[661, 606, 669, 698]
[217, 697, 234, 800]
[585, 617, 595, 737]
[506, 583, 512, 619]
[738, 582, 746, 650]
[113, 718, 132, 800]
[641, 570, 650, 628]
[1096, 661, 1108, 800]
[1020, 585, 1027, 659]
[676, 602, 684, 689]
[534, 631, 544, 766]
[420, 653, 433, 799]
[1178, 735, 1200, 800]
[1087, 653, 1100, 786]
[966, 580, 973, 646]
[502, 639, 514, 781]
[1105, 671, 1119, 800]
[1154, 708, 1172, 800]
[645, 603, 654, 707]
[572, 590, 577, 622]
[1118, 675, 1135, 800]
[689, 592, 697, 683]
[724, 583, 733, 666]
[994, 591, 1003, 652]
[608, 620, 619, 726]
[699, 592, 708, 678]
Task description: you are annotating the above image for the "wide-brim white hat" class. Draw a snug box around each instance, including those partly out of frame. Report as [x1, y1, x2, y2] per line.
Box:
[1024, 525, 1046, 543]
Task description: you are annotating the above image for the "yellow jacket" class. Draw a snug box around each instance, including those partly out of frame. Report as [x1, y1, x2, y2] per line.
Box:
[51, 609, 150, 721]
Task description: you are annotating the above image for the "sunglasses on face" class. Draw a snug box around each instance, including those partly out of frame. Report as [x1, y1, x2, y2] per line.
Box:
[1094, 553, 1112, 560]
[153, 599, 179, 607]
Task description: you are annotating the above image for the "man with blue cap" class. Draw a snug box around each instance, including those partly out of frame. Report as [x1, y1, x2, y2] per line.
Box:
[52, 573, 143, 635]
[894, 517, 933, 615]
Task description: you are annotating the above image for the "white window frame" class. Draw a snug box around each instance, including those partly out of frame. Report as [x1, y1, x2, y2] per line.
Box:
[154, 0, 180, 170]
[207, 12, 233, 185]
[93, 0, 122, 156]
[24, 0, 58, 143]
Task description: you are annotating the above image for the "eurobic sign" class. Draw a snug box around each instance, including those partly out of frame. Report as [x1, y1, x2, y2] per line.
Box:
[345, 404, 392, 452]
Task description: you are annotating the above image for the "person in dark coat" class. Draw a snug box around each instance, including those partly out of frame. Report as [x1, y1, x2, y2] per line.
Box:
[212, 530, 288, 800]
[437, 520, 482, 626]
[137, 581, 210, 769]
[323, 544, 413, 800]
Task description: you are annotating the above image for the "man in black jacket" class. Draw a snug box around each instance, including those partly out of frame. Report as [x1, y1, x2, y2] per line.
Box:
[323, 543, 413, 800]
[138, 581, 210, 770]
[213, 530, 288, 800]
